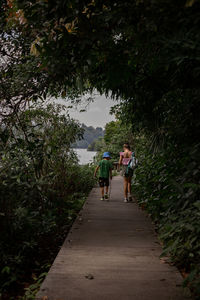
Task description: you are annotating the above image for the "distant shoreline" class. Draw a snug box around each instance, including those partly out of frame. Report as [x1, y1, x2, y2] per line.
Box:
[73, 147, 96, 152]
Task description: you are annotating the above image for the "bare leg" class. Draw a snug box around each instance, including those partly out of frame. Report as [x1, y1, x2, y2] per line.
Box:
[124, 177, 128, 199]
[105, 186, 109, 194]
[128, 177, 132, 194]
[101, 187, 104, 197]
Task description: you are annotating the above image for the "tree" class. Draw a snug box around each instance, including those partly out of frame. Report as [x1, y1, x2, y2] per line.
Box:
[6, 1, 199, 147]
[0, 102, 95, 298]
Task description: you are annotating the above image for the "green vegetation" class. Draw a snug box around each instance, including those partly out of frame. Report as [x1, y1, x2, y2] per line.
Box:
[0, 102, 95, 299]
[92, 121, 134, 160]
[73, 124, 104, 149]
[87, 136, 105, 151]
[1, 0, 200, 298]
[133, 136, 200, 296]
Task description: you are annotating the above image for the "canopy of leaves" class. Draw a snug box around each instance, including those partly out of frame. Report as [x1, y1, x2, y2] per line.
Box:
[5, 1, 199, 147]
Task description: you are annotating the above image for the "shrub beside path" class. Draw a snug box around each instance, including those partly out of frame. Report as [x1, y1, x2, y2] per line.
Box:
[36, 175, 191, 300]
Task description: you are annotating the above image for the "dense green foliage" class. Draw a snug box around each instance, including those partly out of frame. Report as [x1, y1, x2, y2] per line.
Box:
[133, 136, 200, 298]
[87, 136, 105, 151]
[0, 103, 95, 299]
[0, 2, 96, 298]
[91, 121, 134, 160]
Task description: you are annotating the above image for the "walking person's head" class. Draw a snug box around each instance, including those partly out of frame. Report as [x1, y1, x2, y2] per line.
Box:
[123, 143, 131, 151]
[102, 152, 111, 160]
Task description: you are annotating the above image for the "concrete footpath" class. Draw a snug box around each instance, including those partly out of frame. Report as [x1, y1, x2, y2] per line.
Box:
[36, 176, 191, 300]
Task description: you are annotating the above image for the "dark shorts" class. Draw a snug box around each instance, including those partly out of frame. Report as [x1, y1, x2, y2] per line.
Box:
[125, 168, 134, 178]
[122, 165, 134, 178]
[99, 177, 109, 187]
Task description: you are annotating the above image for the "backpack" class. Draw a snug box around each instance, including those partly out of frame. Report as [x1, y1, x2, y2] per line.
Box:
[127, 152, 138, 171]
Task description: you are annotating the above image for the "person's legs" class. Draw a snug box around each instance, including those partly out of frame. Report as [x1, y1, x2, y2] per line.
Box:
[124, 177, 128, 200]
[104, 178, 109, 200]
[105, 185, 109, 194]
[104, 185, 109, 200]
[128, 176, 133, 201]
[99, 178, 105, 200]
[128, 177, 132, 194]
[101, 186, 104, 198]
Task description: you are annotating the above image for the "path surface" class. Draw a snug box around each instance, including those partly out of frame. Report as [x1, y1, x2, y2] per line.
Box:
[36, 176, 191, 300]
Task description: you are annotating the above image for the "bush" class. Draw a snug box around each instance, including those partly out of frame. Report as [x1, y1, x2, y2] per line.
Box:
[0, 103, 95, 299]
[134, 136, 200, 298]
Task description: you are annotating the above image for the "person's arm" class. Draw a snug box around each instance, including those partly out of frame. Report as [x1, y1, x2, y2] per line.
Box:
[94, 165, 99, 178]
[118, 153, 123, 171]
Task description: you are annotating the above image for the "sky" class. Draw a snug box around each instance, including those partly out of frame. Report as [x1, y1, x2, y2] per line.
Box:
[54, 93, 116, 128]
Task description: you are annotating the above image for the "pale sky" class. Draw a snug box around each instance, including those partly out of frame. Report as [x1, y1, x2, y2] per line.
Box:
[54, 93, 116, 128]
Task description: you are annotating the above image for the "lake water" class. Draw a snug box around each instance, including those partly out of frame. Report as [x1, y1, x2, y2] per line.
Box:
[73, 148, 97, 165]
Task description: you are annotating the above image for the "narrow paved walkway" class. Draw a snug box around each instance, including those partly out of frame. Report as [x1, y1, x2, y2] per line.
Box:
[36, 176, 191, 300]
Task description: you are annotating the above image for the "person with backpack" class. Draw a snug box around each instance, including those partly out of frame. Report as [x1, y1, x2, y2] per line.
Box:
[119, 143, 137, 202]
[94, 152, 113, 201]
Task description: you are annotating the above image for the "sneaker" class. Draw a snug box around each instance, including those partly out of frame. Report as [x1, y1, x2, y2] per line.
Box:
[104, 194, 109, 200]
[128, 195, 133, 202]
[100, 197, 104, 201]
[124, 198, 128, 203]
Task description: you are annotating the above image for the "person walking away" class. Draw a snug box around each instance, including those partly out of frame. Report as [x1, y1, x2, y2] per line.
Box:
[119, 143, 134, 202]
[94, 152, 112, 201]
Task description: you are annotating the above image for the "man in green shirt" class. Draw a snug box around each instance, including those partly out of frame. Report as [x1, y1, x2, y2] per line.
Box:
[94, 152, 112, 201]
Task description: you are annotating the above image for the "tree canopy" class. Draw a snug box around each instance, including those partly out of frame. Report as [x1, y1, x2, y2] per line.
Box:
[4, 0, 199, 141]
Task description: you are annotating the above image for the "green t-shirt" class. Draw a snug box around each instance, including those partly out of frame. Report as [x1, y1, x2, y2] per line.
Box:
[99, 159, 112, 178]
